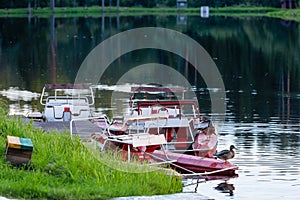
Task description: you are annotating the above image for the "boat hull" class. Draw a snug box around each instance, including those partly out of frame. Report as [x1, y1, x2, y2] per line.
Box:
[151, 150, 238, 176]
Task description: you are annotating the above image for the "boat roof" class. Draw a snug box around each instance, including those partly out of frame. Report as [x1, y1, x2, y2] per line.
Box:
[131, 86, 184, 93]
[44, 84, 91, 90]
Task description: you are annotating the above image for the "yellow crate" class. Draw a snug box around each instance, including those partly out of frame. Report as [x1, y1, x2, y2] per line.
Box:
[6, 136, 21, 149]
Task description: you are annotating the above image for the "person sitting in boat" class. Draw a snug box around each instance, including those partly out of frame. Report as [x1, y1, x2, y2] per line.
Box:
[192, 119, 218, 158]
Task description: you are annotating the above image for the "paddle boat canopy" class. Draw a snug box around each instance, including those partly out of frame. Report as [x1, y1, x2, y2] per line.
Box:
[27, 84, 95, 122]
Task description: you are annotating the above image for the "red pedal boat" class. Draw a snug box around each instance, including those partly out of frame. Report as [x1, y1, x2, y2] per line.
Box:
[90, 85, 238, 177]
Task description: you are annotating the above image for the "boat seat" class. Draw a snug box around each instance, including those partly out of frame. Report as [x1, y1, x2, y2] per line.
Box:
[53, 106, 69, 119]
[46, 97, 89, 106]
[27, 112, 43, 119]
[151, 109, 158, 114]
[174, 127, 189, 150]
[148, 127, 165, 135]
[148, 127, 158, 135]
[71, 106, 91, 118]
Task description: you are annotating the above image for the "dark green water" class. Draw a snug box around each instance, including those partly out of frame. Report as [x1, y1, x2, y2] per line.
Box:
[0, 15, 299, 199]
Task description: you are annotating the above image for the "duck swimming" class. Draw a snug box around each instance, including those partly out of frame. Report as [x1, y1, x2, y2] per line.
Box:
[214, 145, 236, 162]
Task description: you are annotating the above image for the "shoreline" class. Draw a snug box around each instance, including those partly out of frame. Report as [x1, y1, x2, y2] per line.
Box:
[0, 6, 299, 21]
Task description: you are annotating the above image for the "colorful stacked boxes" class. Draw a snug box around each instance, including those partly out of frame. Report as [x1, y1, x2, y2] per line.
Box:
[5, 136, 33, 165]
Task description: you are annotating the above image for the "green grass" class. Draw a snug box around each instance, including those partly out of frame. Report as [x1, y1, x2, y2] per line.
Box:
[0, 104, 182, 199]
[267, 9, 300, 21]
[211, 6, 279, 13]
[1, 6, 299, 21]
[0, 6, 283, 16]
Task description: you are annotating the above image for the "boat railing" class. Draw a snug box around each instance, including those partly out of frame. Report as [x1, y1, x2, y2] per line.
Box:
[124, 115, 197, 153]
[124, 113, 169, 122]
[132, 99, 201, 119]
[145, 147, 196, 174]
[98, 133, 167, 162]
[92, 133, 236, 177]
[106, 113, 214, 154]
[88, 116, 233, 177]
[43, 102, 92, 122]
[40, 84, 95, 106]
[39, 84, 96, 122]
[45, 96, 89, 106]
[121, 113, 169, 135]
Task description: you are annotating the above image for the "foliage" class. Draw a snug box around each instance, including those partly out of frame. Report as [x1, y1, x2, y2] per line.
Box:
[0, 0, 291, 9]
[0, 109, 182, 199]
[267, 8, 300, 21]
[0, 6, 283, 16]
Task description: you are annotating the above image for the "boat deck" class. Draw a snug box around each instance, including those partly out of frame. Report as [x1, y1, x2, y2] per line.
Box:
[18, 116, 102, 141]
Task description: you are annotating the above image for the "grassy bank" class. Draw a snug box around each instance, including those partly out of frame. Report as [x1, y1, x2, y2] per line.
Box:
[0, 6, 299, 21]
[0, 6, 290, 15]
[0, 6, 280, 14]
[0, 105, 182, 199]
[267, 9, 300, 21]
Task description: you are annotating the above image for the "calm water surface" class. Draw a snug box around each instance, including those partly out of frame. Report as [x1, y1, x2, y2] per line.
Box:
[0, 14, 300, 199]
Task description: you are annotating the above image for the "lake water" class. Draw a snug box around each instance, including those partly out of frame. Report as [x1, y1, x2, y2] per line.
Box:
[0, 14, 300, 199]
